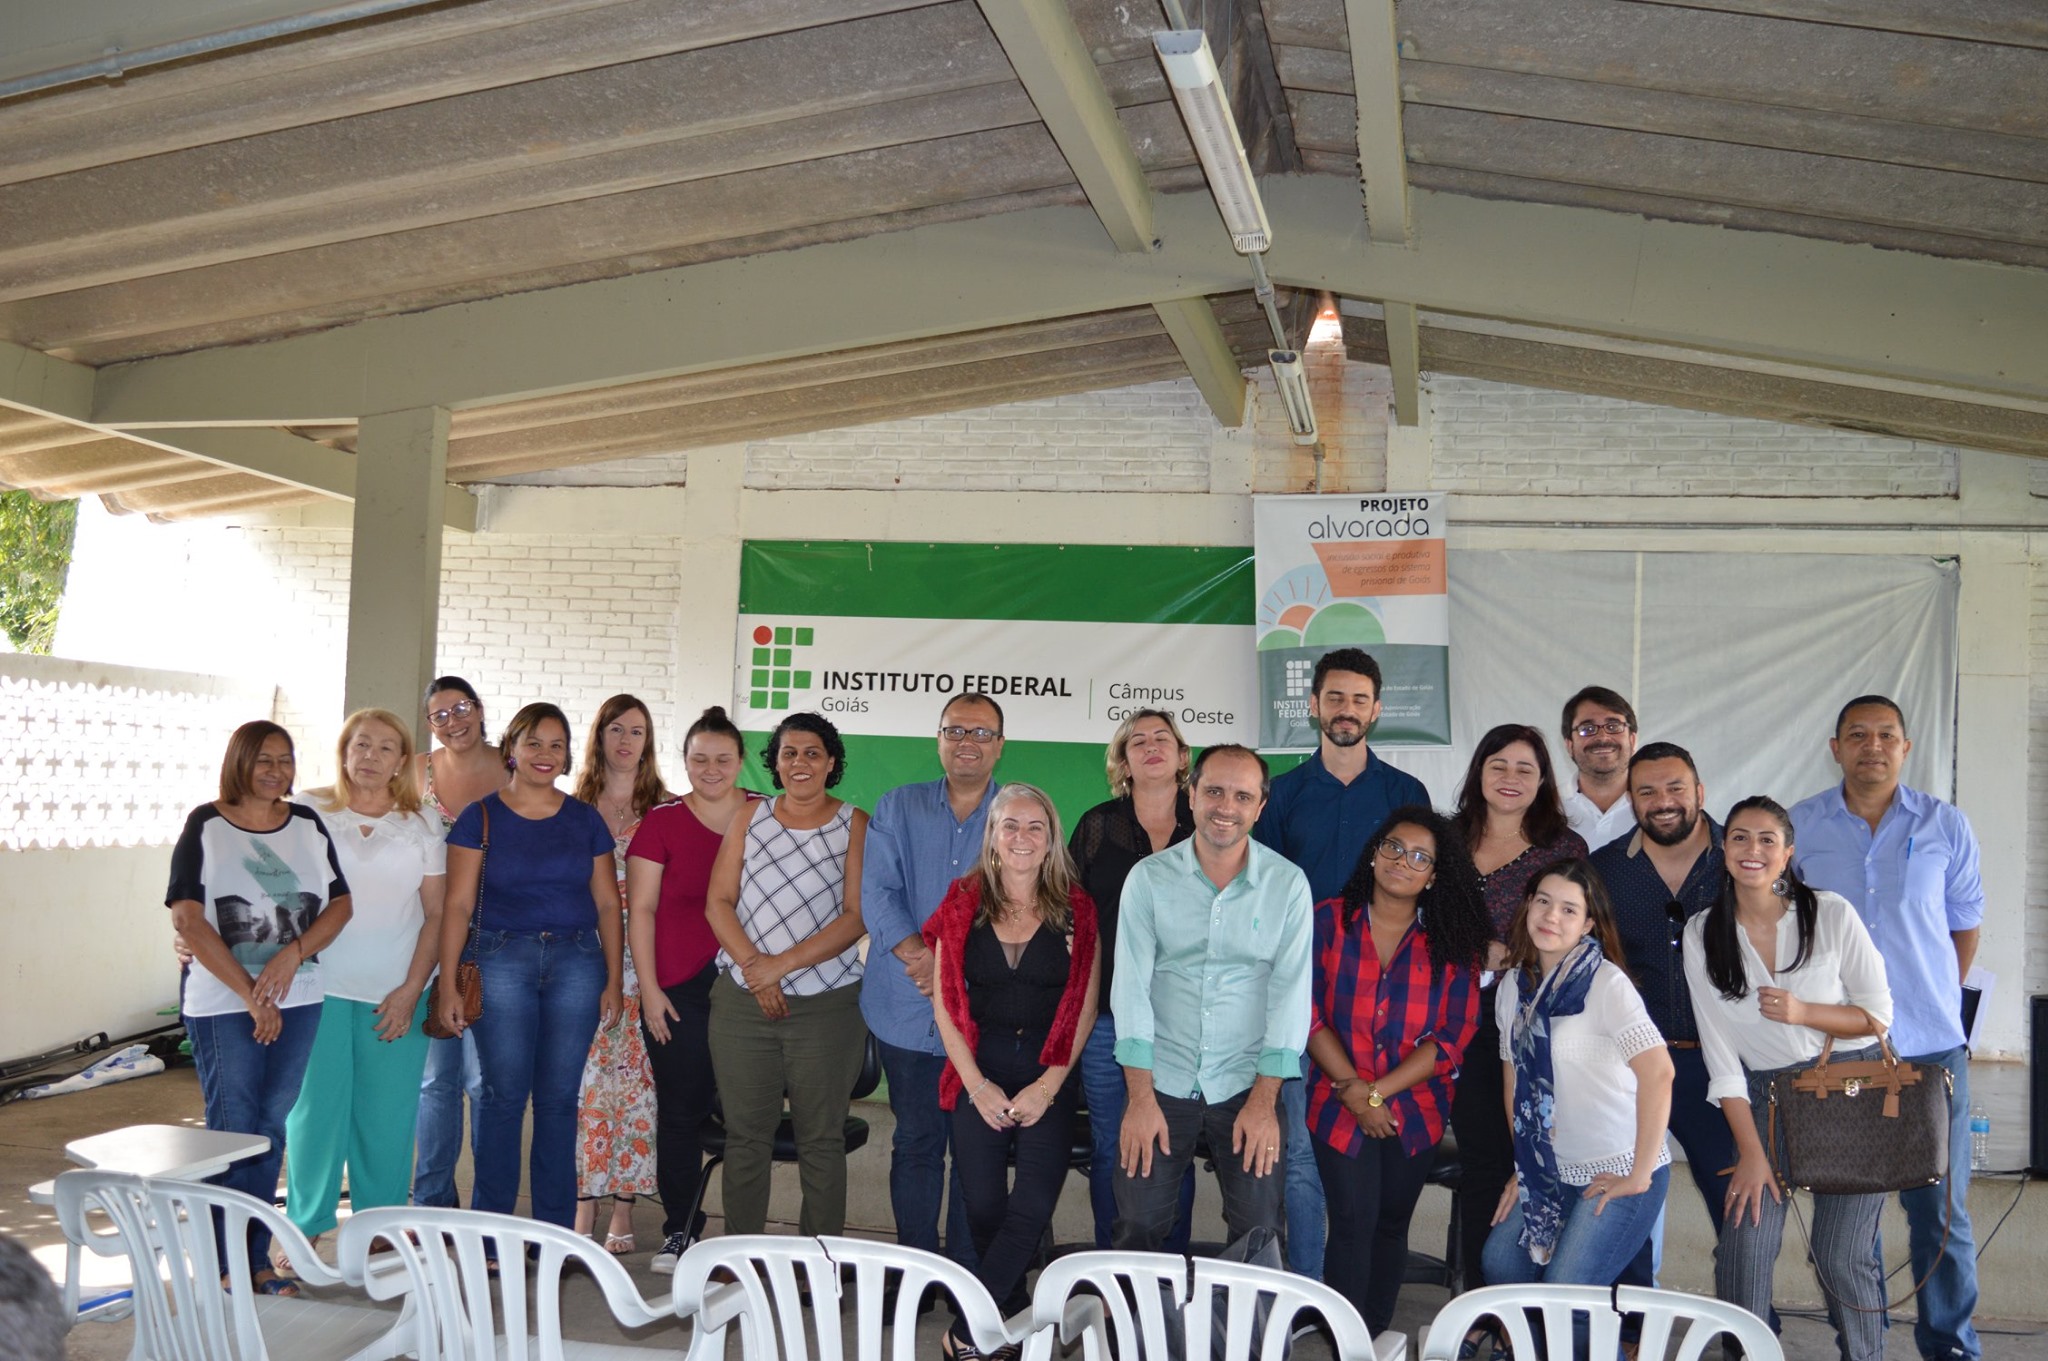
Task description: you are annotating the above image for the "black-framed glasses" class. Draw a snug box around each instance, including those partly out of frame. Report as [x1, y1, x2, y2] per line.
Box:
[1374, 838, 1436, 870]
[427, 698, 477, 728]
[1573, 718, 1633, 739]
[939, 725, 1001, 744]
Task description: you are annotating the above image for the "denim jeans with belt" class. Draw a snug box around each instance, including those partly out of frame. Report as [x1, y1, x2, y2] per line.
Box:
[467, 929, 606, 1228]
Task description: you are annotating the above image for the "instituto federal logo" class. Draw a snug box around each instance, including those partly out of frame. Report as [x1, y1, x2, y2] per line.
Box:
[749, 624, 815, 711]
[1284, 658, 1314, 697]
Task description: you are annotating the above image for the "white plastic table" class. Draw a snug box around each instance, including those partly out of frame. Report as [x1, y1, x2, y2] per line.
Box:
[31, 1123, 270, 1321]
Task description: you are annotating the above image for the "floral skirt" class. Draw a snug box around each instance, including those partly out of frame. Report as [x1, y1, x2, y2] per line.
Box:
[575, 990, 657, 1196]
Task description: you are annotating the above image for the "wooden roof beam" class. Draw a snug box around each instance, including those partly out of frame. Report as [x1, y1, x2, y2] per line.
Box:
[1151, 297, 1248, 427]
[1383, 300, 1420, 425]
[1344, 0, 1411, 243]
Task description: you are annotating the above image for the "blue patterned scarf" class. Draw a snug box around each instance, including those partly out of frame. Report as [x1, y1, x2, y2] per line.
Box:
[1508, 937, 1605, 1264]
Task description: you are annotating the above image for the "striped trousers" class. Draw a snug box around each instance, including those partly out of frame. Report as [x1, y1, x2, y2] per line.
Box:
[1715, 1054, 1887, 1361]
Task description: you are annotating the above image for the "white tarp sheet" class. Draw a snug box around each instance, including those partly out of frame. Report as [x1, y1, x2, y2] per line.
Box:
[1375, 550, 1959, 821]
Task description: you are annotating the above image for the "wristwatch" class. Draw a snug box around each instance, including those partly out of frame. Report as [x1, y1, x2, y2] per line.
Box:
[1364, 1082, 1385, 1109]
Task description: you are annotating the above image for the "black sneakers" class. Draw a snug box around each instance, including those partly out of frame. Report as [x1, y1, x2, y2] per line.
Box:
[651, 1232, 690, 1274]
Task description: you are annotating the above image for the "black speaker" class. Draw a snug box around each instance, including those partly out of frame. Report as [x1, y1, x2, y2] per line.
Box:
[2032, 996, 2048, 1175]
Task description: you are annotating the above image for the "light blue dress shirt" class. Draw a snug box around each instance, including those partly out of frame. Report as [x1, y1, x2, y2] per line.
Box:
[1789, 782, 1984, 1055]
[858, 777, 999, 1053]
[1111, 837, 1314, 1102]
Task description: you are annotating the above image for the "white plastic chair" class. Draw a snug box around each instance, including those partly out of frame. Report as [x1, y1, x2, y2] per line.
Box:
[334, 1205, 674, 1361]
[1416, 1283, 1783, 1361]
[52, 1168, 409, 1361]
[1024, 1249, 1407, 1361]
[669, 1234, 1081, 1361]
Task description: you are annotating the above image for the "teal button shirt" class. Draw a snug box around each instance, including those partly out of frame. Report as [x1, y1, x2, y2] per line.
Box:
[1110, 837, 1314, 1102]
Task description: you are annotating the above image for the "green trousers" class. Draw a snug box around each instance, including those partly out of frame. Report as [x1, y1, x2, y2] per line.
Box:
[707, 979, 866, 1236]
[284, 994, 431, 1238]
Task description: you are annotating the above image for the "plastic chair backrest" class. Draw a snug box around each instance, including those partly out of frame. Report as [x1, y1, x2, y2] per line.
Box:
[1026, 1250, 1386, 1361]
[53, 1168, 345, 1361]
[334, 1205, 668, 1361]
[668, 1234, 1015, 1361]
[1416, 1283, 1783, 1361]
[1022, 1251, 1190, 1361]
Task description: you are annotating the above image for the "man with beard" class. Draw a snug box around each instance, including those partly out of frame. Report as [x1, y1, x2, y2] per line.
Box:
[1590, 741, 1738, 1294]
[1791, 697, 1983, 1361]
[1559, 686, 1639, 852]
[1113, 745, 1312, 1253]
[1254, 647, 1427, 1279]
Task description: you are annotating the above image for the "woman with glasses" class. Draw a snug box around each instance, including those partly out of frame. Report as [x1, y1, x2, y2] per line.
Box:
[409, 675, 507, 1208]
[1067, 708, 1196, 1248]
[1306, 806, 1488, 1336]
[1484, 861, 1672, 1314]
[1448, 724, 1588, 1293]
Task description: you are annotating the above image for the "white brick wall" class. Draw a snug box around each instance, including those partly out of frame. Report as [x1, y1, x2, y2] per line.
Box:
[741, 380, 1220, 493]
[1428, 375, 1962, 497]
[2028, 458, 2048, 499]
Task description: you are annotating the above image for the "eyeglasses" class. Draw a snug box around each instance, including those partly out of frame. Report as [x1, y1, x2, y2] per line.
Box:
[1374, 838, 1436, 870]
[427, 698, 477, 728]
[1573, 718, 1633, 739]
[939, 725, 1001, 744]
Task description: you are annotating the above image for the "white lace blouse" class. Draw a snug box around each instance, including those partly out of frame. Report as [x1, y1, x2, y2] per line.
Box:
[1497, 960, 1672, 1185]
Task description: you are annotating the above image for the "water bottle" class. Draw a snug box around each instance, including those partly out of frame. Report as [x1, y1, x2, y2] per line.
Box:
[1969, 1103, 1991, 1173]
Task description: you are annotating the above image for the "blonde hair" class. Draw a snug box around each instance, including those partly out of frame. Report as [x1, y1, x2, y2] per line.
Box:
[573, 693, 670, 817]
[323, 709, 421, 814]
[973, 783, 1077, 933]
[1105, 708, 1190, 797]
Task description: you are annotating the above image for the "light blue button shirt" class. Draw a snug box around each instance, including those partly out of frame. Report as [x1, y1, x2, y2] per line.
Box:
[859, 777, 998, 1053]
[1789, 782, 1984, 1055]
[1111, 837, 1313, 1102]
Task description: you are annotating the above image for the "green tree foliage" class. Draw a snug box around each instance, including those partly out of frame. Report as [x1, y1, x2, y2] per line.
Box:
[0, 491, 78, 654]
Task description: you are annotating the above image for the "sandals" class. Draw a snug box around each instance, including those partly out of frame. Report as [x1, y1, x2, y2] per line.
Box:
[234, 1270, 300, 1298]
[604, 1232, 636, 1255]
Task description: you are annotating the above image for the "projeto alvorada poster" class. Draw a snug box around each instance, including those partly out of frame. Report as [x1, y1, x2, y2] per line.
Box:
[1253, 493, 1452, 749]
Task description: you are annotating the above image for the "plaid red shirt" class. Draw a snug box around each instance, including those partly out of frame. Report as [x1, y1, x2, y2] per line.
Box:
[1308, 896, 1481, 1158]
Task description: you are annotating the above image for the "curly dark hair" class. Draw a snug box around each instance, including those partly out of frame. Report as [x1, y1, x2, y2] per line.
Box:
[1338, 804, 1490, 977]
[764, 711, 848, 789]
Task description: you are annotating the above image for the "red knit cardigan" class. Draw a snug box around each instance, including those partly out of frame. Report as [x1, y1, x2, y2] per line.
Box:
[920, 874, 1097, 1111]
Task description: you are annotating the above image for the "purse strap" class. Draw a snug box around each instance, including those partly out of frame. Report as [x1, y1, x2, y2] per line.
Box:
[460, 798, 491, 954]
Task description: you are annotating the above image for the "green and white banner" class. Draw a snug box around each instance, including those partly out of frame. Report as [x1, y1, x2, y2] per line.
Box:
[1254, 493, 1452, 749]
[733, 541, 1258, 823]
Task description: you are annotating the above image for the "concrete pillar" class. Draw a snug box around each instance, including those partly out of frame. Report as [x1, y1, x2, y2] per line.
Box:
[1953, 450, 2032, 1057]
[344, 407, 452, 740]
[671, 444, 747, 765]
[1385, 383, 1434, 491]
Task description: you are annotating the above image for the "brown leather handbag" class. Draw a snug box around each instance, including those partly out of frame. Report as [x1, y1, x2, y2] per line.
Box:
[423, 801, 489, 1040]
[1769, 1030, 1951, 1195]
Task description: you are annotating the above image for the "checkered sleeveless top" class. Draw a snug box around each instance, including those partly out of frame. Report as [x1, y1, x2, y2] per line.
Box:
[719, 796, 863, 995]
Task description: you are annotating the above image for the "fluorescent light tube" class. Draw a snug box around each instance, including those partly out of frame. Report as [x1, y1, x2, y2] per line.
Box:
[1270, 349, 1318, 444]
[1154, 29, 1271, 254]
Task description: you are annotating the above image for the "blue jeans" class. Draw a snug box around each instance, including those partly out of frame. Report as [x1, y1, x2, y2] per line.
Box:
[877, 1039, 976, 1267]
[411, 1030, 481, 1207]
[184, 1002, 320, 1275]
[1620, 1046, 1735, 1291]
[467, 929, 605, 1228]
[1281, 1065, 1325, 1278]
[1079, 1015, 1193, 1251]
[1890, 1045, 1980, 1361]
[1485, 1164, 1670, 1360]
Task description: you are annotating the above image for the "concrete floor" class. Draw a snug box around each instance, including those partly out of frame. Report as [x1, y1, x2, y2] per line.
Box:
[3, 1065, 2042, 1359]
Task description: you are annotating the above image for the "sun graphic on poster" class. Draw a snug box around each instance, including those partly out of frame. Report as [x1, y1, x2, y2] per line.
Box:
[1257, 566, 1386, 650]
